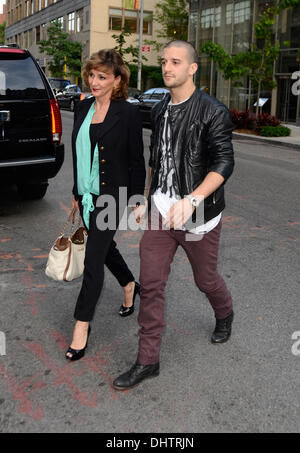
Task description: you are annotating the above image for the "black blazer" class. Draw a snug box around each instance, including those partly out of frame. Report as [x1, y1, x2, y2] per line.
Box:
[72, 96, 146, 202]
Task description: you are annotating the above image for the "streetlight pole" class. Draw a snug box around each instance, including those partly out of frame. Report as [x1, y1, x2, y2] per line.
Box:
[137, 0, 144, 91]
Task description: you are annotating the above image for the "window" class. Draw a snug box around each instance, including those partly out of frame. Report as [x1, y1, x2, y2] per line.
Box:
[109, 8, 153, 34]
[31, 0, 35, 15]
[68, 12, 75, 32]
[36, 26, 40, 43]
[76, 9, 83, 32]
[124, 9, 138, 33]
[57, 16, 64, 29]
[109, 8, 122, 31]
[201, 7, 221, 29]
[234, 1, 250, 24]
[39, 0, 42, 11]
[226, 3, 233, 25]
[143, 12, 153, 35]
[226, 1, 251, 25]
[45, 0, 48, 6]
[291, 26, 300, 47]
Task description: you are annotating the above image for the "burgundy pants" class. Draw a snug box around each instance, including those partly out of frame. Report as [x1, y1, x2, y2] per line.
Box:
[137, 206, 233, 365]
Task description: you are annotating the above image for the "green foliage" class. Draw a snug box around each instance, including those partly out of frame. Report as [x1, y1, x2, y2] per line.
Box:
[39, 20, 82, 78]
[199, 3, 299, 114]
[0, 22, 5, 45]
[154, 0, 189, 41]
[143, 65, 164, 87]
[128, 64, 138, 87]
[260, 126, 291, 136]
[277, 0, 300, 11]
[128, 64, 163, 90]
[143, 0, 189, 63]
[112, 29, 148, 65]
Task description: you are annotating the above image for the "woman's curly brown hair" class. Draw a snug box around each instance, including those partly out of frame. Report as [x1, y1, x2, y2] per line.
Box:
[82, 49, 130, 100]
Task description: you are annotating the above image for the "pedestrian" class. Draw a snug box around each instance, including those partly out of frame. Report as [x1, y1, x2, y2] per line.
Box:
[113, 40, 235, 390]
[66, 49, 146, 361]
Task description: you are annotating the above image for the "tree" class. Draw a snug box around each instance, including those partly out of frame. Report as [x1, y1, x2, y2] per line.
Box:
[200, 0, 300, 116]
[155, 0, 189, 41]
[144, 0, 189, 57]
[0, 22, 5, 45]
[112, 28, 147, 65]
[39, 20, 82, 79]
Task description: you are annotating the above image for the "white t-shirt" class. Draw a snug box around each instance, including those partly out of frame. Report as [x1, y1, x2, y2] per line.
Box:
[153, 98, 221, 235]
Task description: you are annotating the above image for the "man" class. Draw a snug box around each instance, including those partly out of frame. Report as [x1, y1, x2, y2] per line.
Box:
[113, 40, 235, 390]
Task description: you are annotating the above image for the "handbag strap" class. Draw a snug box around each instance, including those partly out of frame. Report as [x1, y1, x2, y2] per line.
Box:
[60, 208, 81, 238]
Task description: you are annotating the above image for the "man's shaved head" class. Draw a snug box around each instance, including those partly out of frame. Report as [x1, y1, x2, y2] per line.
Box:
[163, 40, 199, 65]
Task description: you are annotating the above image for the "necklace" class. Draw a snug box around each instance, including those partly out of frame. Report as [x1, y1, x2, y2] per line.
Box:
[93, 101, 109, 122]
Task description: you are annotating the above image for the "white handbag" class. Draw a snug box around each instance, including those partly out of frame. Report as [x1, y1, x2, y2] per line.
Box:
[45, 208, 87, 282]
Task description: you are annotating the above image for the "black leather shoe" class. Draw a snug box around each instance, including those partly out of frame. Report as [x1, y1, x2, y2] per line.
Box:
[113, 362, 160, 390]
[119, 281, 140, 317]
[65, 325, 91, 361]
[211, 311, 234, 344]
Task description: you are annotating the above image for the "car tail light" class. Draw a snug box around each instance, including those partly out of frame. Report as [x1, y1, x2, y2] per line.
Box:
[0, 48, 25, 54]
[49, 99, 62, 143]
[80, 93, 84, 101]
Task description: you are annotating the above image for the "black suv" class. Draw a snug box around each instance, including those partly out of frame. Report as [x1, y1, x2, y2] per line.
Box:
[0, 46, 64, 199]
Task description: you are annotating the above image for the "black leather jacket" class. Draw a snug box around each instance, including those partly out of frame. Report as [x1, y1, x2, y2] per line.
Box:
[149, 88, 235, 223]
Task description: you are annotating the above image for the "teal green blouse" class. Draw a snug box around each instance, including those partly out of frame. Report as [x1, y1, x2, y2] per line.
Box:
[76, 102, 100, 229]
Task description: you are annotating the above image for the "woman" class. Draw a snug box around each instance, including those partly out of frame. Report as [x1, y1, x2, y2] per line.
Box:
[66, 49, 146, 361]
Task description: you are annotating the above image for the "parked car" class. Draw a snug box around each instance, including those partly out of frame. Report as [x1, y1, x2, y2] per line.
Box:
[56, 84, 84, 111]
[127, 87, 142, 103]
[48, 77, 71, 95]
[133, 88, 170, 128]
[0, 46, 64, 199]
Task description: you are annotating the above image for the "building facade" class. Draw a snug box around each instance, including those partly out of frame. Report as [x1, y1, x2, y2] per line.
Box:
[4, 0, 164, 85]
[189, 0, 300, 124]
[0, 4, 6, 25]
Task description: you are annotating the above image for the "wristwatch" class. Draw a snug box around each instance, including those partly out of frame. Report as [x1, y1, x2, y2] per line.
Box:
[186, 195, 202, 208]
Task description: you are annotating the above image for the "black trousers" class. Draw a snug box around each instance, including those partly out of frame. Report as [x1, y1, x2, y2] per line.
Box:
[74, 198, 135, 322]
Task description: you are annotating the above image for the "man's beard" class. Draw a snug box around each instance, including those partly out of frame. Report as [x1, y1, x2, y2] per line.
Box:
[163, 75, 187, 89]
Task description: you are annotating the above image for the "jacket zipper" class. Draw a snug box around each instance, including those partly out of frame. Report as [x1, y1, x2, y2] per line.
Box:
[213, 191, 216, 204]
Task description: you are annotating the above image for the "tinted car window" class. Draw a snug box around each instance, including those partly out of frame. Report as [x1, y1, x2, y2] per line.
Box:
[151, 92, 165, 100]
[0, 53, 47, 100]
[142, 93, 152, 100]
[49, 79, 70, 90]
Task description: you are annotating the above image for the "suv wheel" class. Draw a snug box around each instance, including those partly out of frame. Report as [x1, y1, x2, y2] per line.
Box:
[17, 182, 49, 200]
[70, 100, 75, 112]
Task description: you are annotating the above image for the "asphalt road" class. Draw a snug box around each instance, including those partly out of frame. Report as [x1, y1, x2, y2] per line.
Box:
[0, 109, 299, 433]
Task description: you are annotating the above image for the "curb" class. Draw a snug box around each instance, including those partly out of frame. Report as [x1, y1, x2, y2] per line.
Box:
[232, 132, 300, 151]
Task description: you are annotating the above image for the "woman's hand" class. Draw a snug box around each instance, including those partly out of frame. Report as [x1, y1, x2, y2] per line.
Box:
[72, 195, 79, 212]
[132, 204, 147, 224]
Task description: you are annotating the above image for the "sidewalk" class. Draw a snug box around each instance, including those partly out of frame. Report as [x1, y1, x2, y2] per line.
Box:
[232, 123, 300, 150]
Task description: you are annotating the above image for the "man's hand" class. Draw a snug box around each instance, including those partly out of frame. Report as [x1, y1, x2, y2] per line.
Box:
[163, 198, 194, 229]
